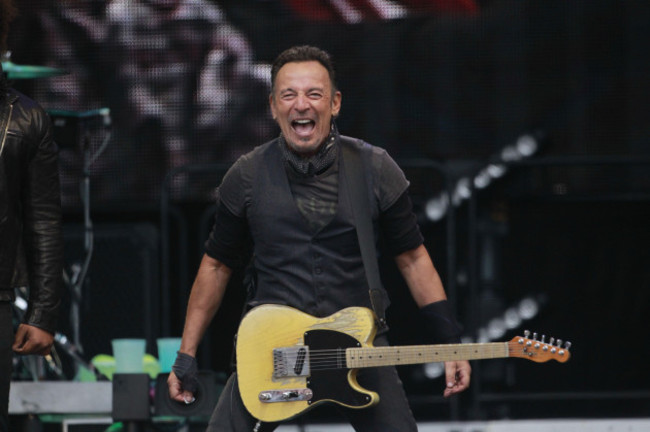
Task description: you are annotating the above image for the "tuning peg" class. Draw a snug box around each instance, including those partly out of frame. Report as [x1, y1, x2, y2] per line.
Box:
[541, 334, 546, 343]
[556, 339, 563, 347]
[524, 330, 530, 338]
[532, 332, 538, 341]
[564, 341, 572, 350]
[549, 337, 555, 345]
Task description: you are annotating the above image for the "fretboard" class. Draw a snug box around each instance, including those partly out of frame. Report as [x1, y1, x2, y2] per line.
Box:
[346, 342, 509, 368]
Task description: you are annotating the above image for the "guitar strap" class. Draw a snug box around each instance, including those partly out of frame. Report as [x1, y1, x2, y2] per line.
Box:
[340, 137, 387, 329]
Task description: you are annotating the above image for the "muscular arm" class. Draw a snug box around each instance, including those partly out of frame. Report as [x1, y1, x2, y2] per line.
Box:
[394, 244, 447, 307]
[168, 254, 233, 403]
[179, 254, 233, 356]
[395, 244, 471, 397]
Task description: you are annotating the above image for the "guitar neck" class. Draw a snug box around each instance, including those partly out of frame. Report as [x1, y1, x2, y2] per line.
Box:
[346, 342, 510, 368]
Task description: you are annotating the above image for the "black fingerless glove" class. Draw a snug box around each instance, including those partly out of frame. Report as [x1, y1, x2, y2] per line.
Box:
[171, 352, 199, 393]
[420, 300, 463, 344]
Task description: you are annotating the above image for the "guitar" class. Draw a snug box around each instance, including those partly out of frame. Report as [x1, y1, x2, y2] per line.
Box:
[236, 304, 571, 422]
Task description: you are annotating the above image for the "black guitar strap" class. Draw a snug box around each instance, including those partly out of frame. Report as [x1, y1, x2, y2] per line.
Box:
[340, 137, 387, 329]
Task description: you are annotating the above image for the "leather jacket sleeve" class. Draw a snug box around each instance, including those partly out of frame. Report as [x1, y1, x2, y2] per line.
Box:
[15, 92, 64, 334]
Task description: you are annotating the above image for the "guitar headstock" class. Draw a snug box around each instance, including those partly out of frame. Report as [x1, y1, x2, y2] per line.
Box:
[508, 330, 571, 363]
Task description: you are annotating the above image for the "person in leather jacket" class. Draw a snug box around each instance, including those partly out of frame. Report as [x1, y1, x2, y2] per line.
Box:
[1, 0, 64, 428]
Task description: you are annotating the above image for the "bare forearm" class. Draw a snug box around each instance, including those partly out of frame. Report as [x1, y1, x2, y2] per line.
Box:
[179, 254, 232, 356]
[395, 244, 447, 307]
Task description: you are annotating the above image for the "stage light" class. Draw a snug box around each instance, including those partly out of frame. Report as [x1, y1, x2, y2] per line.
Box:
[452, 177, 472, 205]
[518, 296, 539, 320]
[474, 169, 492, 189]
[486, 163, 507, 179]
[487, 317, 507, 340]
[425, 193, 449, 222]
[516, 133, 538, 157]
[500, 145, 522, 162]
[423, 361, 445, 379]
[504, 307, 522, 329]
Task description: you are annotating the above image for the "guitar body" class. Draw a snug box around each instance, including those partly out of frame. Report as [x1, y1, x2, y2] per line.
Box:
[236, 304, 380, 422]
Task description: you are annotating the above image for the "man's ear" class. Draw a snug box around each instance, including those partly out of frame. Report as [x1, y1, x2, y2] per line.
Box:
[331, 91, 342, 117]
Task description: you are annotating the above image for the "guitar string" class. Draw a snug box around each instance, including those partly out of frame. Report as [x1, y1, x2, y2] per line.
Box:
[278, 346, 474, 371]
[273, 342, 558, 372]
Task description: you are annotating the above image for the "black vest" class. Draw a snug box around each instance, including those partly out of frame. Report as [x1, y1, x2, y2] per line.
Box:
[246, 137, 389, 318]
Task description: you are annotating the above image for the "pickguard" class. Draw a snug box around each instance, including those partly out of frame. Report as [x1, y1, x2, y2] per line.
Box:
[304, 329, 373, 408]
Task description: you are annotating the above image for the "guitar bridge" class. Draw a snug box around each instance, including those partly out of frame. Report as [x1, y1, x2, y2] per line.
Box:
[273, 346, 311, 379]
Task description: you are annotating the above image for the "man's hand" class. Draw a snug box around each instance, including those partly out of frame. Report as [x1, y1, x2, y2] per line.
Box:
[167, 370, 196, 405]
[12, 324, 54, 356]
[443, 360, 471, 397]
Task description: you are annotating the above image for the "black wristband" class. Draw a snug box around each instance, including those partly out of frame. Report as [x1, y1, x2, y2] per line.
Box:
[420, 300, 462, 344]
[172, 352, 199, 393]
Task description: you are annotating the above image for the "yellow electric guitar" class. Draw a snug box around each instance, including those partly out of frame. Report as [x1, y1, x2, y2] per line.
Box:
[236, 304, 571, 422]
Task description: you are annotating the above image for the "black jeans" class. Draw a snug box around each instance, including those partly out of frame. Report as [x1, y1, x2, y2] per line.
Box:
[206, 335, 418, 432]
[0, 302, 13, 432]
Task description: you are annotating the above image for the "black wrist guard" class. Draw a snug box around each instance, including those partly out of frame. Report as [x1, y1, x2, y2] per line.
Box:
[420, 300, 462, 344]
[172, 352, 199, 393]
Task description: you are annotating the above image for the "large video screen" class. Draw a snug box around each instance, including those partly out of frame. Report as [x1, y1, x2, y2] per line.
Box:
[7, 0, 648, 209]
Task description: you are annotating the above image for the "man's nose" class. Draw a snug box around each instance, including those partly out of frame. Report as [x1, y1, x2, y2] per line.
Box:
[294, 94, 310, 110]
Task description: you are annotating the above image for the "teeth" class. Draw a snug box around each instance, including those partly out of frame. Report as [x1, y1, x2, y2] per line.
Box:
[294, 119, 312, 124]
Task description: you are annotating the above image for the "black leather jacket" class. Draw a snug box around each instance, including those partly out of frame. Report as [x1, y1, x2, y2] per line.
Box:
[0, 88, 63, 333]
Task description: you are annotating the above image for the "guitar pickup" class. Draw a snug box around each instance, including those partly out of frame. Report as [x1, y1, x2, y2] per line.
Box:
[273, 346, 311, 379]
[258, 388, 313, 403]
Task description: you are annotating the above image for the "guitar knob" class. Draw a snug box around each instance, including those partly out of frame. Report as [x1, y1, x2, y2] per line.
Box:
[259, 393, 272, 401]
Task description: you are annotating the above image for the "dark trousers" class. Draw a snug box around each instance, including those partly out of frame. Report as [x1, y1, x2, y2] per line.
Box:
[206, 336, 418, 432]
[0, 302, 13, 432]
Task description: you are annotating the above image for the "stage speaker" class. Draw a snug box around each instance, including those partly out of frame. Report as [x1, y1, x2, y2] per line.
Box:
[113, 373, 151, 421]
[154, 371, 225, 418]
[61, 223, 160, 359]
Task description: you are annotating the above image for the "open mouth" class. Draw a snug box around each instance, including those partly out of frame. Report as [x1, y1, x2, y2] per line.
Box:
[291, 119, 316, 136]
